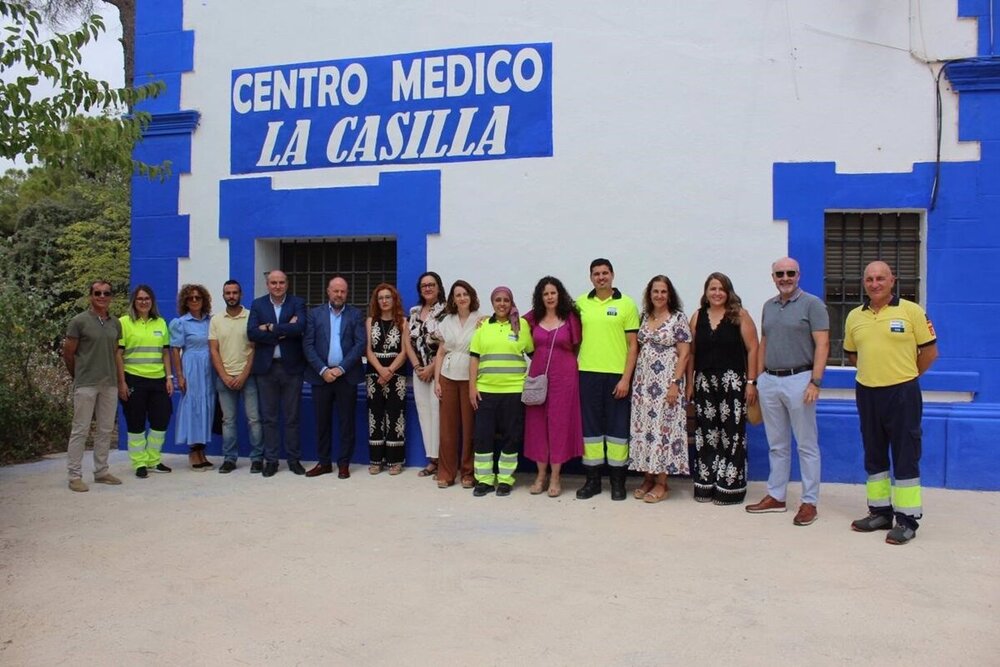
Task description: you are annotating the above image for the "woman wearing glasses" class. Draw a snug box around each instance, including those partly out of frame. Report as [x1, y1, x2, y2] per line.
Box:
[406, 271, 446, 478]
[117, 285, 174, 478]
[170, 284, 217, 470]
[366, 284, 410, 475]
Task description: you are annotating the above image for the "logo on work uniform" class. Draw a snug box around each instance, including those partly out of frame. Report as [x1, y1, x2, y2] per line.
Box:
[926, 315, 936, 337]
[606, 307, 618, 316]
[889, 319, 905, 333]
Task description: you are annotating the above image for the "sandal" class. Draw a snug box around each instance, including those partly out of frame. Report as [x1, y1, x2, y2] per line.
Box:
[529, 475, 548, 495]
[643, 483, 669, 504]
[547, 482, 562, 498]
[461, 476, 476, 489]
[437, 479, 454, 489]
[633, 476, 655, 500]
[417, 462, 438, 477]
[388, 463, 404, 476]
[368, 464, 383, 475]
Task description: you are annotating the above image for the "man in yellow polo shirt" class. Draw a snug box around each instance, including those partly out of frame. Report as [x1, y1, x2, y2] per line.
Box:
[844, 261, 938, 545]
[575, 258, 639, 501]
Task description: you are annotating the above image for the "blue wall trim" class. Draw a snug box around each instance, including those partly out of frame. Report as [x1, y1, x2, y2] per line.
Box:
[143, 110, 201, 137]
[768, 2, 1000, 490]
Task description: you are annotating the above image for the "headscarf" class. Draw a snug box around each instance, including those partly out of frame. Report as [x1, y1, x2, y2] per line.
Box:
[490, 286, 521, 336]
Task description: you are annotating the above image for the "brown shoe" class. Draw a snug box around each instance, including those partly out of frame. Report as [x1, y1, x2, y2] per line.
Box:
[745, 495, 787, 513]
[305, 463, 333, 477]
[793, 503, 818, 526]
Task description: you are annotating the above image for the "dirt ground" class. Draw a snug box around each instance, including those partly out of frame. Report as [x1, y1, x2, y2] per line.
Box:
[1, 450, 998, 666]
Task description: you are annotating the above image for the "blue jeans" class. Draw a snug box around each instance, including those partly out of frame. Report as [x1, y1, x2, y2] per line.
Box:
[215, 374, 263, 462]
[758, 371, 821, 504]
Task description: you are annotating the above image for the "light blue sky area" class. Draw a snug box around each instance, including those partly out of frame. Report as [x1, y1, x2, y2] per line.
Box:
[1, 4, 125, 171]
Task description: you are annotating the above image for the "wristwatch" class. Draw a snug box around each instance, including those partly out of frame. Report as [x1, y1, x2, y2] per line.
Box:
[747, 379, 757, 386]
[810, 378, 822, 388]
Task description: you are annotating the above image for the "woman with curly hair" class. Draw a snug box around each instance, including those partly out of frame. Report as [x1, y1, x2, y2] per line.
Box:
[170, 283, 217, 470]
[629, 275, 691, 503]
[523, 276, 582, 498]
[687, 272, 759, 505]
[365, 283, 409, 475]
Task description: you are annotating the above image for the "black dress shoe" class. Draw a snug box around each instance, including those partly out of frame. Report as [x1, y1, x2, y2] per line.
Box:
[473, 482, 495, 497]
[338, 464, 350, 479]
[496, 483, 512, 497]
[306, 463, 333, 477]
[288, 460, 306, 475]
[218, 460, 237, 474]
[250, 460, 263, 474]
[151, 463, 172, 473]
[262, 461, 279, 477]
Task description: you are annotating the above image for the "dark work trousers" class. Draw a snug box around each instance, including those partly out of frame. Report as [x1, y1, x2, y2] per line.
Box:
[312, 379, 358, 466]
[856, 379, 923, 530]
[257, 360, 303, 463]
[579, 371, 631, 468]
[367, 374, 406, 465]
[120, 373, 172, 433]
[473, 392, 524, 486]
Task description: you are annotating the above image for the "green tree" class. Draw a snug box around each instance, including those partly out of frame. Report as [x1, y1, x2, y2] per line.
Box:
[0, 0, 161, 171]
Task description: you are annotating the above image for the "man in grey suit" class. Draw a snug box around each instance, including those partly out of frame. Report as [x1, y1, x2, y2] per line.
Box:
[303, 275, 367, 478]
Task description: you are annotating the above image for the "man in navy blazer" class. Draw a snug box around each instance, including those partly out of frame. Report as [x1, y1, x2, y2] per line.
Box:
[247, 270, 307, 477]
[303, 275, 366, 478]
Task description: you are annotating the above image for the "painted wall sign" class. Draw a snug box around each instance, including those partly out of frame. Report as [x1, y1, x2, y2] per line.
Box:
[230, 43, 553, 174]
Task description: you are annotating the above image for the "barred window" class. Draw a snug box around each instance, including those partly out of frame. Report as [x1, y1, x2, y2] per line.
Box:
[824, 211, 922, 365]
[279, 237, 397, 310]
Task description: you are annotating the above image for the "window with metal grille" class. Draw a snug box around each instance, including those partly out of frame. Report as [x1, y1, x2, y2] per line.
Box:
[825, 211, 922, 366]
[279, 237, 397, 310]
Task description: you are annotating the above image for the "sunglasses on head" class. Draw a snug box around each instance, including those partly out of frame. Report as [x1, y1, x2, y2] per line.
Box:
[773, 270, 798, 278]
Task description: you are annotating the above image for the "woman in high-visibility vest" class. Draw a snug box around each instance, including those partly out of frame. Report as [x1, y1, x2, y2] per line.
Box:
[468, 286, 534, 496]
[117, 285, 174, 478]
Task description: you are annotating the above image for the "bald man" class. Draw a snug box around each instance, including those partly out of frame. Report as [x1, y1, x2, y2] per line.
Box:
[844, 261, 937, 545]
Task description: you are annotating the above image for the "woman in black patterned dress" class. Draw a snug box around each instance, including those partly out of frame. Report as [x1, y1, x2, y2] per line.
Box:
[366, 284, 409, 475]
[687, 272, 759, 505]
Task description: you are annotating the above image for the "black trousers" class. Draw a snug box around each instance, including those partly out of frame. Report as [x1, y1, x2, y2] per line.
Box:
[367, 374, 406, 465]
[257, 360, 303, 463]
[312, 379, 358, 466]
[120, 373, 172, 433]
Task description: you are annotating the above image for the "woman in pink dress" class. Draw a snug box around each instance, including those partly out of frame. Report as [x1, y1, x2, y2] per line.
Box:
[523, 276, 583, 497]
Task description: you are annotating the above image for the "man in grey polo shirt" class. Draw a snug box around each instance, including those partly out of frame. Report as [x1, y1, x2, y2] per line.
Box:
[746, 257, 829, 525]
[62, 280, 124, 492]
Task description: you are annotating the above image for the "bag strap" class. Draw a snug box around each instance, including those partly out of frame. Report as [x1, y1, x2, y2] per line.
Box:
[540, 323, 560, 377]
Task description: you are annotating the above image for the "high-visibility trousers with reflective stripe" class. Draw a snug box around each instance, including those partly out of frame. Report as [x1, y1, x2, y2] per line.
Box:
[472, 393, 523, 485]
[856, 379, 923, 527]
[579, 371, 630, 467]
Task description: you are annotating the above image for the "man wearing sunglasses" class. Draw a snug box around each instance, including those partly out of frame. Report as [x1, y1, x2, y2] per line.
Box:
[62, 281, 124, 491]
[747, 257, 829, 525]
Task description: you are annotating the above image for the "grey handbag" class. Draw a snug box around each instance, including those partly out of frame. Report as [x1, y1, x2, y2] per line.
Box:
[521, 323, 559, 406]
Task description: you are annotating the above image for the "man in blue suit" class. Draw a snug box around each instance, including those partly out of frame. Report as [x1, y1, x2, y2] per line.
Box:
[248, 270, 307, 477]
[303, 275, 367, 479]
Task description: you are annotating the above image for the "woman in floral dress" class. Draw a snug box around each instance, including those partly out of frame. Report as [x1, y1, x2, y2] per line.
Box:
[687, 272, 759, 505]
[629, 275, 691, 502]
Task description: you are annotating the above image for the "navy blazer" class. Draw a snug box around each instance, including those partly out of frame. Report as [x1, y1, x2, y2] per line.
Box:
[247, 294, 307, 375]
[303, 303, 366, 386]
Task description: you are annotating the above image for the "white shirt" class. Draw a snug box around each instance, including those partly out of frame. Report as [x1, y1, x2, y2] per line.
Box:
[437, 311, 481, 381]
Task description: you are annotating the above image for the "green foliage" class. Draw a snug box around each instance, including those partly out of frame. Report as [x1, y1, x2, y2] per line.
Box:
[0, 0, 166, 176]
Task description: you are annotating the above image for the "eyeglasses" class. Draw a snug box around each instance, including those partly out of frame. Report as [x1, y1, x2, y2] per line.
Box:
[419, 283, 437, 289]
[773, 270, 798, 278]
[187, 295, 203, 301]
[135, 297, 152, 302]
[92, 291, 112, 297]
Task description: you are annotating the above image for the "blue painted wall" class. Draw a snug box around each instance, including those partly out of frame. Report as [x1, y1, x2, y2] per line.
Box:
[769, 0, 1000, 490]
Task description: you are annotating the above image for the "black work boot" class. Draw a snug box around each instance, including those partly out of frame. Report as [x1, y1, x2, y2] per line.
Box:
[609, 467, 627, 501]
[575, 466, 602, 499]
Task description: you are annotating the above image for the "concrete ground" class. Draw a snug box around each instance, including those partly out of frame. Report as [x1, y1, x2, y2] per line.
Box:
[1, 450, 998, 666]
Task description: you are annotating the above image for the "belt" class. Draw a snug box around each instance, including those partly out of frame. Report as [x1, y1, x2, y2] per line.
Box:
[765, 365, 812, 377]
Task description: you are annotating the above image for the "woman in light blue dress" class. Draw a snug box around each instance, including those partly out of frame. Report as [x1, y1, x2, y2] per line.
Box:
[170, 284, 216, 470]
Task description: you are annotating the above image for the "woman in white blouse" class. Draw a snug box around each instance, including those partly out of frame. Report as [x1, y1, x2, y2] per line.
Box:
[433, 280, 481, 489]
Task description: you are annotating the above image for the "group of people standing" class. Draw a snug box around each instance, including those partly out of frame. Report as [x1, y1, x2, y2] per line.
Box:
[62, 257, 936, 545]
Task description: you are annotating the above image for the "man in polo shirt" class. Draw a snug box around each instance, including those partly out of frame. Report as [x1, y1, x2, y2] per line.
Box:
[747, 257, 829, 525]
[209, 280, 262, 473]
[845, 261, 937, 545]
[62, 280, 124, 492]
[575, 258, 640, 501]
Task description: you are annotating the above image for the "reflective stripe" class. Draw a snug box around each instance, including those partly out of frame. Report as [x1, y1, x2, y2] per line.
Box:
[866, 475, 891, 503]
[479, 367, 527, 374]
[583, 439, 605, 466]
[480, 354, 525, 363]
[892, 478, 922, 514]
[607, 441, 629, 465]
[605, 435, 628, 446]
[123, 345, 163, 355]
[869, 471, 890, 481]
[127, 433, 146, 469]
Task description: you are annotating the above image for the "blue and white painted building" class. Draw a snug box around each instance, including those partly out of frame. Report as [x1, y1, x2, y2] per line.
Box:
[131, 0, 1000, 490]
